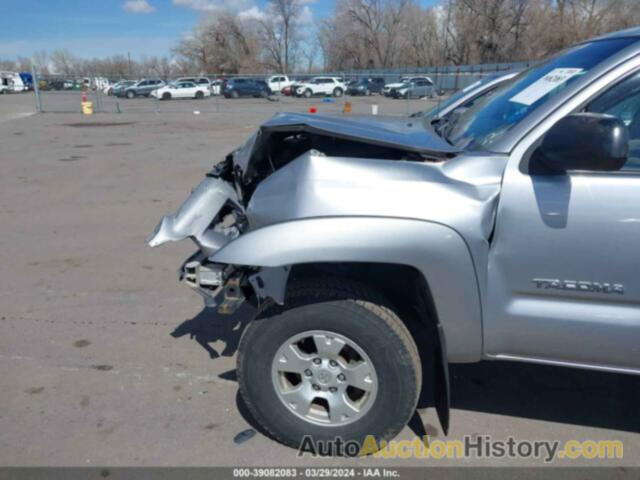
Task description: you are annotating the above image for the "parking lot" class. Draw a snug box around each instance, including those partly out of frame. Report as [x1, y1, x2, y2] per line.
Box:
[36, 89, 428, 117]
[0, 92, 639, 468]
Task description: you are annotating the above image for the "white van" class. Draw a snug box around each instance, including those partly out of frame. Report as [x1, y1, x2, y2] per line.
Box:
[0, 75, 10, 94]
[9, 73, 26, 92]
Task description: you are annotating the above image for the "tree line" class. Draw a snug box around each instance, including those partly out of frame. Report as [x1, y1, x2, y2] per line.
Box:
[2, 0, 639, 78]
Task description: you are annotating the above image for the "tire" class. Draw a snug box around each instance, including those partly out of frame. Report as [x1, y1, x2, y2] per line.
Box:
[231, 90, 239, 99]
[162, 92, 171, 100]
[303, 89, 312, 98]
[195, 90, 204, 99]
[333, 88, 343, 98]
[126, 90, 135, 99]
[260, 89, 269, 98]
[237, 277, 421, 453]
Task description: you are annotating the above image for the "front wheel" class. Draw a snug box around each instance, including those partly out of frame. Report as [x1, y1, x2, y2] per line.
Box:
[126, 90, 135, 99]
[303, 89, 312, 98]
[237, 278, 421, 453]
[333, 88, 343, 98]
[162, 92, 171, 100]
[195, 90, 204, 99]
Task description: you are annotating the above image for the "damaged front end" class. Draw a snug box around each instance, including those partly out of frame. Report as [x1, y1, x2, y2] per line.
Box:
[146, 111, 499, 316]
[146, 161, 289, 313]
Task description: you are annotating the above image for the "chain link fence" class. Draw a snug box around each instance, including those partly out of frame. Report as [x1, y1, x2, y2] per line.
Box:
[24, 61, 527, 115]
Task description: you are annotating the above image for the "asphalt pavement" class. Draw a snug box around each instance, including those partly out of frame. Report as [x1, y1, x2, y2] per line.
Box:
[0, 93, 638, 468]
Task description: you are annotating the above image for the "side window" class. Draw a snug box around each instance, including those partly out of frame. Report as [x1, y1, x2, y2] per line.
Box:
[587, 70, 640, 170]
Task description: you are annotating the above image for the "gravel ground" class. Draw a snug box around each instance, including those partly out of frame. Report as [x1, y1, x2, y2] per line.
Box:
[0, 93, 638, 469]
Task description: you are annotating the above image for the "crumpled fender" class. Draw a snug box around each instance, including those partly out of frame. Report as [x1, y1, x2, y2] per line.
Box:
[211, 216, 483, 362]
[147, 177, 238, 253]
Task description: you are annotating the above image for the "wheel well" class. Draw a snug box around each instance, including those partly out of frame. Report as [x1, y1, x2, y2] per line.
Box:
[287, 261, 449, 433]
[288, 262, 438, 333]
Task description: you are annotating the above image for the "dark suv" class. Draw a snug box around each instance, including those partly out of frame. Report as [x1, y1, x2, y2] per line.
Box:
[346, 77, 386, 96]
[118, 79, 165, 98]
[223, 78, 270, 98]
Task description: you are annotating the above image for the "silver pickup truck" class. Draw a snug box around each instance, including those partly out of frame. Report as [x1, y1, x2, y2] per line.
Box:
[148, 28, 640, 450]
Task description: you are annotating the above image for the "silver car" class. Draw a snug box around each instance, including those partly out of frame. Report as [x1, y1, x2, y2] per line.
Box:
[391, 77, 436, 99]
[416, 71, 519, 121]
[149, 28, 640, 452]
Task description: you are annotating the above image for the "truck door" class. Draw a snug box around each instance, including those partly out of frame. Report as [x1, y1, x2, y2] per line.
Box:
[486, 70, 640, 372]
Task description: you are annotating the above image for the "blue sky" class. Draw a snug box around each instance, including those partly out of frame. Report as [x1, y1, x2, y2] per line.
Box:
[0, 0, 337, 59]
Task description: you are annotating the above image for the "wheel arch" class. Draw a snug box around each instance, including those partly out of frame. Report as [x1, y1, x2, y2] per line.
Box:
[285, 262, 450, 434]
[211, 216, 482, 364]
[210, 216, 473, 435]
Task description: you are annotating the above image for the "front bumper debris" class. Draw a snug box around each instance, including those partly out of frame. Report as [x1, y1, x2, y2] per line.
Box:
[180, 251, 245, 313]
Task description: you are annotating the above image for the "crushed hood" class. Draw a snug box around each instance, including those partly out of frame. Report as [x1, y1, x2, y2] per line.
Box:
[232, 112, 461, 176]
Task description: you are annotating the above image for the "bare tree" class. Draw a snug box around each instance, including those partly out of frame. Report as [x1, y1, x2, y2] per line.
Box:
[257, 0, 304, 73]
[31, 51, 50, 75]
[343, 0, 413, 68]
[51, 49, 78, 76]
[5, 0, 640, 79]
[173, 11, 262, 74]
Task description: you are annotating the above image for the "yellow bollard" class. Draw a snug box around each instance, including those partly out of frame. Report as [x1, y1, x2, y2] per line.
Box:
[81, 101, 94, 115]
[343, 101, 352, 114]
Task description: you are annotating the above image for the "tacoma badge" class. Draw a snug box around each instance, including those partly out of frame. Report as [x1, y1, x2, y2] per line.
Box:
[532, 278, 624, 295]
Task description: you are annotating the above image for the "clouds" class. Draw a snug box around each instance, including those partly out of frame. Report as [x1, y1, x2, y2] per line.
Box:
[236, 2, 314, 27]
[122, 0, 155, 14]
[172, 0, 313, 26]
[172, 0, 254, 12]
[237, 6, 268, 22]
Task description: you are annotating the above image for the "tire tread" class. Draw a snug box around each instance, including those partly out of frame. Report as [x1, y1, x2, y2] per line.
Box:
[237, 276, 422, 450]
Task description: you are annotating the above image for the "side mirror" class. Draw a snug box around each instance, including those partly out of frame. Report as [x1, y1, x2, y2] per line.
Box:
[531, 113, 628, 174]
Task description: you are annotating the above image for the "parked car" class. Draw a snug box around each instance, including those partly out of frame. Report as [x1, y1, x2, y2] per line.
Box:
[102, 80, 136, 96]
[382, 76, 433, 97]
[346, 77, 386, 96]
[82, 77, 109, 91]
[413, 72, 518, 122]
[1, 72, 26, 92]
[266, 75, 294, 94]
[175, 77, 211, 89]
[42, 78, 74, 91]
[222, 78, 270, 98]
[210, 79, 223, 95]
[295, 77, 347, 98]
[117, 79, 165, 98]
[390, 77, 436, 99]
[0, 76, 9, 94]
[282, 79, 306, 96]
[19, 72, 33, 91]
[148, 28, 640, 452]
[151, 81, 211, 100]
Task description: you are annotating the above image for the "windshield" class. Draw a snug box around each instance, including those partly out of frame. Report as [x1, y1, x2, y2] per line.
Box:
[424, 75, 504, 121]
[447, 38, 637, 151]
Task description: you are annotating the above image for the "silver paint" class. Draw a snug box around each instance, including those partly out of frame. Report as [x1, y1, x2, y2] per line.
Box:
[150, 30, 640, 374]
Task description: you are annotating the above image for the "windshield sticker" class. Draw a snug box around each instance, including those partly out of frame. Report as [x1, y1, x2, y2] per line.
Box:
[509, 68, 583, 106]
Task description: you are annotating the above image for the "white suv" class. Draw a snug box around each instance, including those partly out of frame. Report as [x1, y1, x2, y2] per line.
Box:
[295, 77, 346, 98]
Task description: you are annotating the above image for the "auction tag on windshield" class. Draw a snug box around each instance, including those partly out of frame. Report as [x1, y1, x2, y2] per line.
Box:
[509, 68, 583, 106]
